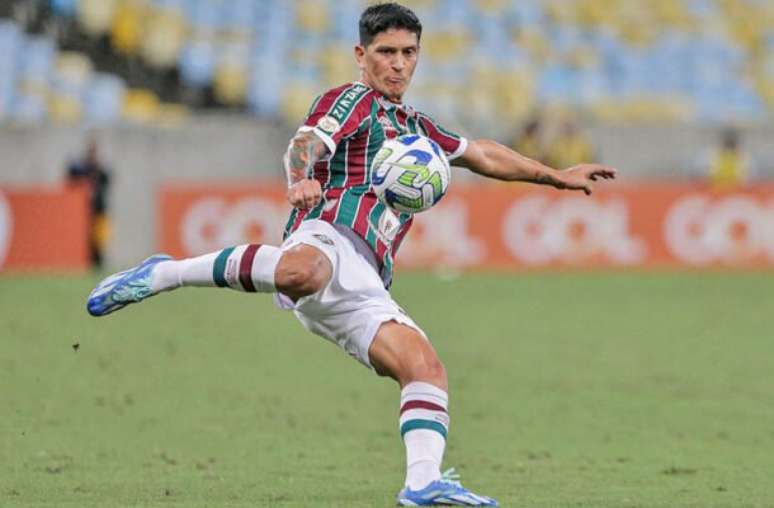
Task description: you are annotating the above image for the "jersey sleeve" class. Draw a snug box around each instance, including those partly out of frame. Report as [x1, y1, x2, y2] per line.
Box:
[298, 83, 373, 156]
[416, 113, 468, 161]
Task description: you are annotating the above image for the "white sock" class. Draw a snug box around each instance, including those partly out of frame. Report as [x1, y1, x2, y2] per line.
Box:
[150, 244, 282, 293]
[400, 382, 449, 491]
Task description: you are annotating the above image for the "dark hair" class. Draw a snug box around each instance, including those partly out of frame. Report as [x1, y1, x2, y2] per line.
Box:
[359, 2, 422, 47]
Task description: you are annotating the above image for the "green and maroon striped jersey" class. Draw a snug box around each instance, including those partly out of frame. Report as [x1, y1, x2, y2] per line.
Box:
[284, 81, 467, 287]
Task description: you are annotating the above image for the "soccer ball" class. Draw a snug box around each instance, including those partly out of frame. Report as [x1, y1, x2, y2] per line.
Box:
[370, 134, 451, 214]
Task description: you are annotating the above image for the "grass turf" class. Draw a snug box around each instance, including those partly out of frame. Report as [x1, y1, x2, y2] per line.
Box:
[1, 271, 773, 507]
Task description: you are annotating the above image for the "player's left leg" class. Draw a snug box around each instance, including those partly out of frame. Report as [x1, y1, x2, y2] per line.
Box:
[87, 244, 282, 316]
[87, 242, 331, 316]
[369, 323, 498, 506]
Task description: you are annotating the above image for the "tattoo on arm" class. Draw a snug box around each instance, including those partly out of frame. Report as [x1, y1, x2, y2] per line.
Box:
[534, 171, 562, 187]
[284, 131, 328, 187]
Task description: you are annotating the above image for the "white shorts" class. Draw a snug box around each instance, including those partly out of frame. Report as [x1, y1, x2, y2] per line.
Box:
[274, 220, 426, 369]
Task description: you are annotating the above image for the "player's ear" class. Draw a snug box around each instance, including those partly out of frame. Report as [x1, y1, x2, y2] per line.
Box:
[354, 45, 366, 70]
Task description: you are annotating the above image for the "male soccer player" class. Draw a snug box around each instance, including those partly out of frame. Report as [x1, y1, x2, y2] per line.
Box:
[87, 3, 616, 505]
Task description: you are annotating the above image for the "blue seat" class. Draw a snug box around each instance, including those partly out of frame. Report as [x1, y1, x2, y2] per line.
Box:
[179, 36, 216, 86]
[19, 36, 55, 84]
[49, 0, 76, 16]
[84, 73, 127, 124]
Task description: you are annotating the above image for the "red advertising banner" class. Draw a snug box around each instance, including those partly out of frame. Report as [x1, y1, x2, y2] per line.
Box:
[159, 183, 774, 269]
[0, 186, 90, 271]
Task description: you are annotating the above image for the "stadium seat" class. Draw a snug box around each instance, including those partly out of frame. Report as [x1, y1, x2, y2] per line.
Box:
[84, 73, 127, 124]
[19, 36, 55, 86]
[214, 38, 250, 105]
[7, 0, 772, 126]
[140, 3, 187, 68]
[111, 0, 144, 55]
[77, 0, 119, 37]
[179, 27, 216, 86]
[122, 88, 160, 122]
[50, 0, 77, 17]
[48, 51, 92, 122]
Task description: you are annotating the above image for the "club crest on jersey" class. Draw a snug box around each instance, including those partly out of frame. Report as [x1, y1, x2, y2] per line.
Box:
[375, 207, 401, 244]
[378, 115, 400, 136]
[317, 115, 340, 134]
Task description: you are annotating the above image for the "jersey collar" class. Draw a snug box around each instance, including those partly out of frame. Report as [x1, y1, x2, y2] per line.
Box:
[354, 80, 412, 114]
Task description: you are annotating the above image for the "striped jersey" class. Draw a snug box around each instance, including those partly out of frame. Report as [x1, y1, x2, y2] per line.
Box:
[283, 81, 467, 287]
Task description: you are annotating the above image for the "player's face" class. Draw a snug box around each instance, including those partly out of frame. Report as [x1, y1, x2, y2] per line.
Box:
[355, 28, 419, 102]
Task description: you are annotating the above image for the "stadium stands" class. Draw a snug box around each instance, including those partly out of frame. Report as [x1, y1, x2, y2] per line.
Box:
[0, 0, 772, 128]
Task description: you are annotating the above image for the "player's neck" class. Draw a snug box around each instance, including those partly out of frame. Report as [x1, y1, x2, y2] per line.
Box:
[358, 76, 403, 104]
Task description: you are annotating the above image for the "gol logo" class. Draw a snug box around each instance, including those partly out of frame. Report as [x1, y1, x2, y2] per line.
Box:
[399, 199, 485, 267]
[664, 195, 774, 265]
[502, 196, 646, 265]
[0, 190, 10, 268]
[181, 197, 286, 256]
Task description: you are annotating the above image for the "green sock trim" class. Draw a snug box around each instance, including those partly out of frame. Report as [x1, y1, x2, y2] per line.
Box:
[400, 419, 448, 439]
[213, 247, 235, 287]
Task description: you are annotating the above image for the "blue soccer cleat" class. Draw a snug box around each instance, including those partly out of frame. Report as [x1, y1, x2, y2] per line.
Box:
[87, 254, 171, 317]
[397, 468, 498, 506]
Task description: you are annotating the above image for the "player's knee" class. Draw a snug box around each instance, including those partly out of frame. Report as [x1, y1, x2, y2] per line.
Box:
[407, 354, 447, 387]
[275, 249, 331, 298]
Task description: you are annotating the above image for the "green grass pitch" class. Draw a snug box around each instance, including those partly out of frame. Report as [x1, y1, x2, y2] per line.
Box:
[2, 271, 773, 507]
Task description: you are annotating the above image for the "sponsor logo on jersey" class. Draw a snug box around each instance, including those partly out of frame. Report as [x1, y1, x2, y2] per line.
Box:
[0, 190, 10, 269]
[317, 115, 341, 134]
[313, 234, 335, 246]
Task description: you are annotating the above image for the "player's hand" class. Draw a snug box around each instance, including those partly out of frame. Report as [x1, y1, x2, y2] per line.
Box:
[287, 178, 322, 209]
[557, 164, 617, 195]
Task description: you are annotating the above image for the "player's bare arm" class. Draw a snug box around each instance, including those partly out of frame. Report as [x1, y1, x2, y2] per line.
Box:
[284, 130, 329, 209]
[458, 138, 617, 195]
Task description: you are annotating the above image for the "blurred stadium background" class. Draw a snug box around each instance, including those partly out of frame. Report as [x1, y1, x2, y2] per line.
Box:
[3, 2, 774, 507]
[0, 0, 773, 271]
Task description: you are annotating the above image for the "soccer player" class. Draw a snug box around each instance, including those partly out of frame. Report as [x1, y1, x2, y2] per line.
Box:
[87, 3, 616, 505]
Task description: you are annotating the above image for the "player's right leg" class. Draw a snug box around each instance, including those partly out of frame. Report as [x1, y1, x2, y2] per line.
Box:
[86, 243, 331, 317]
[369, 324, 498, 506]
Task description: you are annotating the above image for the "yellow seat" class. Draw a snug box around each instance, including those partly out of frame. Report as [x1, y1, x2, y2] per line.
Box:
[281, 83, 319, 124]
[423, 31, 471, 63]
[77, 0, 119, 37]
[111, 0, 145, 56]
[295, 0, 330, 35]
[214, 65, 248, 105]
[156, 103, 190, 127]
[320, 44, 355, 88]
[140, 5, 187, 68]
[589, 96, 693, 123]
[55, 51, 93, 79]
[476, 0, 507, 15]
[49, 94, 82, 122]
[122, 88, 159, 122]
[494, 71, 536, 122]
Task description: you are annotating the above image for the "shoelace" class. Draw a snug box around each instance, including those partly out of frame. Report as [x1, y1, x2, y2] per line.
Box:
[111, 274, 153, 302]
[439, 467, 462, 487]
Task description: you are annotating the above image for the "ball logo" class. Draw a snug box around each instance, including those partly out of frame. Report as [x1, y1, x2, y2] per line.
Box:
[0, 190, 10, 268]
[181, 197, 285, 256]
[502, 196, 646, 265]
[664, 195, 774, 265]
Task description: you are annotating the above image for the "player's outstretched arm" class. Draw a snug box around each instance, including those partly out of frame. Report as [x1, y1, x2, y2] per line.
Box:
[284, 130, 330, 209]
[457, 139, 617, 195]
